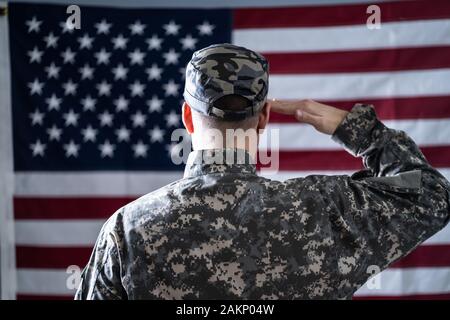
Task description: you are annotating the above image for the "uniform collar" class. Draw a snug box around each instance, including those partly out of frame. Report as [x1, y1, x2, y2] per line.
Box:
[183, 148, 257, 178]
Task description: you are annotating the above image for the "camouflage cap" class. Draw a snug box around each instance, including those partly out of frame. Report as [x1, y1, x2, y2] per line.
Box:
[183, 43, 269, 121]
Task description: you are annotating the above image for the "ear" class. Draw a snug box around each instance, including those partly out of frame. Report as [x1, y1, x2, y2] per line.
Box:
[257, 101, 271, 133]
[182, 102, 194, 134]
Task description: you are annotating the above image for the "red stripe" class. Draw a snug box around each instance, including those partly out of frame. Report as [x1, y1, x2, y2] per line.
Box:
[17, 294, 73, 300]
[266, 47, 450, 74]
[234, 0, 450, 29]
[391, 245, 450, 268]
[16, 244, 450, 269]
[14, 197, 135, 220]
[268, 96, 450, 122]
[16, 246, 92, 269]
[353, 292, 450, 300]
[258, 146, 450, 171]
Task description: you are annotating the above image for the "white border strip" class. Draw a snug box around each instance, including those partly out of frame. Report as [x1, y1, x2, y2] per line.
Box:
[0, 2, 17, 300]
[8, 0, 391, 9]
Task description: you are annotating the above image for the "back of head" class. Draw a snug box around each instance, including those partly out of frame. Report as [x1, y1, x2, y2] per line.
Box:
[183, 43, 269, 132]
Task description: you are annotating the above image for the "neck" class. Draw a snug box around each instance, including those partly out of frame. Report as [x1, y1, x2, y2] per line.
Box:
[192, 130, 259, 160]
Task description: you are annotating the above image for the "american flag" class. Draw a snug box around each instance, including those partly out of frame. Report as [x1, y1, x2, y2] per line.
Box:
[4, 0, 450, 299]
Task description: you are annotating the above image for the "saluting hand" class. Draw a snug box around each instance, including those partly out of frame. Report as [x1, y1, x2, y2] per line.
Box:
[270, 99, 349, 135]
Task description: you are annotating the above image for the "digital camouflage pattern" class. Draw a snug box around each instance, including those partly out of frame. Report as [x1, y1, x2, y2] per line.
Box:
[75, 104, 450, 300]
[183, 43, 269, 121]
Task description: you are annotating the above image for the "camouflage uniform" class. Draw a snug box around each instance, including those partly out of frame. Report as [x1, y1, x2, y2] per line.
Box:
[75, 45, 450, 300]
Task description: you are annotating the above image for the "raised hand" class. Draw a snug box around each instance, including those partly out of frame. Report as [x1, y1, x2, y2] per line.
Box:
[270, 99, 349, 135]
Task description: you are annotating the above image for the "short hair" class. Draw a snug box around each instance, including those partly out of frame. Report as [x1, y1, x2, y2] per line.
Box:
[192, 94, 259, 131]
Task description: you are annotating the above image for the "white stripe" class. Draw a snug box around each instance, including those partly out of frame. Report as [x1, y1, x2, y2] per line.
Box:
[269, 69, 450, 100]
[14, 168, 450, 197]
[14, 207, 450, 247]
[354, 267, 450, 296]
[15, 171, 183, 196]
[233, 19, 450, 53]
[262, 119, 450, 150]
[17, 269, 75, 296]
[16, 266, 450, 296]
[261, 169, 450, 182]
[15, 220, 105, 246]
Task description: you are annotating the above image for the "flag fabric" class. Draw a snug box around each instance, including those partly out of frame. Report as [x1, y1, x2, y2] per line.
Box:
[6, 0, 450, 299]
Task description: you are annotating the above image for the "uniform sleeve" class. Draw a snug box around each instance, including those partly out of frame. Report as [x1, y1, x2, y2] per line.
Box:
[316, 104, 449, 297]
[74, 214, 127, 300]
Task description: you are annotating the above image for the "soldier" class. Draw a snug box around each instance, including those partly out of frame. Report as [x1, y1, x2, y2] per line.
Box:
[75, 43, 450, 300]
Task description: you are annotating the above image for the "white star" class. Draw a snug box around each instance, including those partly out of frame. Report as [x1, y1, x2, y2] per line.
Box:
[62, 79, 78, 95]
[45, 63, 60, 79]
[63, 109, 79, 126]
[64, 140, 80, 157]
[94, 48, 111, 65]
[149, 126, 165, 143]
[130, 111, 146, 127]
[163, 48, 180, 65]
[165, 111, 180, 127]
[146, 34, 163, 50]
[79, 64, 94, 80]
[29, 109, 44, 126]
[180, 34, 197, 50]
[26, 16, 42, 33]
[147, 95, 163, 113]
[145, 64, 163, 81]
[47, 125, 62, 141]
[61, 47, 76, 64]
[98, 110, 114, 127]
[60, 21, 75, 34]
[77, 34, 94, 49]
[96, 80, 112, 96]
[81, 95, 96, 111]
[28, 78, 44, 95]
[163, 20, 180, 35]
[30, 140, 46, 157]
[128, 48, 145, 65]
[132, 141, 148, 158]
[95, 19, 112, 34]
[111, 34, 128, 49]
[28, 46, 43, 63]
[113, 96, 129, 112]
[99, 140, 115, 158]
[197, 21, 215, 35]
[129, 80, 145, 97]
[115, 126, 131, 142]
[43, 32, 59, 48]
[162, 79, 179, 96]
[81, 125, 98, 142]
[129, 20, 146, 35]
[112, 64, 128, 80]
[45, 94, 62, 111]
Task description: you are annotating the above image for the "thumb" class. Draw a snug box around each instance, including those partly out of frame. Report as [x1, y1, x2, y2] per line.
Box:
[295, 109, 320, 126]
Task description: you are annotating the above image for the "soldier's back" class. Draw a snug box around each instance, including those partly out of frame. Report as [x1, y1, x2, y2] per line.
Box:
[112, 168, 339, 299]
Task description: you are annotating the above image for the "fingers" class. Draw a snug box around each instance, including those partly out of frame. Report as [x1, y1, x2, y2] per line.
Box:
[294, 109, 321, 128]
[270, 99, 316, 115]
